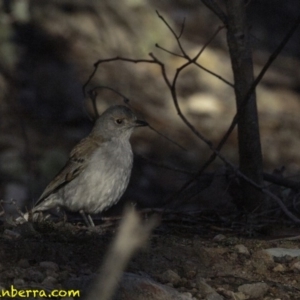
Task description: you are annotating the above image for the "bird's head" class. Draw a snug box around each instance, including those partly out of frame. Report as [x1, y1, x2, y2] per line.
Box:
[92, 105, 148, 139]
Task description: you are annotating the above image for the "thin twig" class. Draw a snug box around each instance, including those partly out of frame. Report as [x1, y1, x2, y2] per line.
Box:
[178, 17, 186, 39]
[81, 12, 300, 224]
[200, 0, 228, 24]
[155, 44, 184, 58]
[148, 125, 187, 151]
[156, 10, 188, 57]
[82, 57, 157, 97]
[156, 11, 232, 87]
[171, 12, 300, 204]
[136, 154, 196, 175]
[82, 56, 190, 153]
[89, 85, 131, 104]
[194, 25, 225, 61]
[193, 61, 234, 86]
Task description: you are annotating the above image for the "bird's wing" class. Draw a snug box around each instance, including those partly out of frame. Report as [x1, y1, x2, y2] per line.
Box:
[35, 136, 103, 204]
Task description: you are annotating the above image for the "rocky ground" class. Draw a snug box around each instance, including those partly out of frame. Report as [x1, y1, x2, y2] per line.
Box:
[1, 215, 300, 300]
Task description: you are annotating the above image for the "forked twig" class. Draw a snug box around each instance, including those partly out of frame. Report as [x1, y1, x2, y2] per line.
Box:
[82, 11, 300, 223]
[148, 124, 187, 151]
[155, 11, 232, 87]
[82, 57, 156, 97]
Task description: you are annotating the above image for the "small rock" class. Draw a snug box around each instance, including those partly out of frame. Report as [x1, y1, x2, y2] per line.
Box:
[42, 276, 57, 287]
[3, 229, 21, 239]
[181, 292, 193, 298]
[180, 278, 188, 284]
[212, 234, 226, 242]
[160, 270, 181, 285]
[186, 270, 196, 279]
[13, 278, 25, 287]
[232, 292, 247, 300]
[291, 261, 300, 272]
[64, 274, 95, 291]
[166, 282, 174, 287]
[118, 272, 194, 300]
[206, 292, 224, 300]
[196, 276, 215, 294]
[2, 269, 15, 279]
[18, 259, 30, 268]
[39, 261, 59, 272]
[252, 250, 274, 274]
[178, 287, 186, 293]
[234, 244, 250, 255]
[238, 282, 269, 298]
[46, 269, 58, 278]
[25, 269, 45, 282]
[263, 248, 300, 259]
[273, 263, 286, 272]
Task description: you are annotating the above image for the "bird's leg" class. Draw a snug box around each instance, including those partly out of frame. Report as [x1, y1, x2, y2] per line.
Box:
[87, 214, 95, 227]
[80, 210, 91, 226]
[79, 210, 95, 227]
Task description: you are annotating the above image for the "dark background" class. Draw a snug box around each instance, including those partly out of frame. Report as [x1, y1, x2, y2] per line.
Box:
[1, 0, 300, 217]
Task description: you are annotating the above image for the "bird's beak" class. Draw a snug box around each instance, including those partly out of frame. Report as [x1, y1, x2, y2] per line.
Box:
[134, 119, 148, 127]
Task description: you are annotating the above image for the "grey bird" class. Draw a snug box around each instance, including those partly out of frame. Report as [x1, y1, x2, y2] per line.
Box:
[26, 105, 147, 226]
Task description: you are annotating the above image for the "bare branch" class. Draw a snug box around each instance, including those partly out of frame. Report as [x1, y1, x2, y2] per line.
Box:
[155, 11, 232, 87]
[156, 10, 188, 56]
[173, 12, 300, 198]
[148, 125, 187, 151]
[200, 0, 228, 25]
[81, 11, 300, 224]
[82, 56, 157, 97]
[193, 25, 225, 61]
[155, 43, 184, 58]
[136, 154, 196, 175]
[89, 86, 131, 104]
[193, 61, 234, 86]
[149, 52, 212, 144]
[202, 12, 300, 160]
[178, 17, 186, 39]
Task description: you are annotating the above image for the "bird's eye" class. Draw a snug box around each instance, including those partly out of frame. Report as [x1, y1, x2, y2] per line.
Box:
[115, 118, 123, 125]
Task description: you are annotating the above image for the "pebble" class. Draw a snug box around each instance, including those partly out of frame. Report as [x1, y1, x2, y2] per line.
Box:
[42, 276, 57, 287]
[3, 229, 21, 239]
[238, 282, 269, 298]
[18, 259, 30, 268]
[160, 269, 181, 285]
[186, 270, 196, 279]
[234, 244, 250, 255]
[206, 293, 224, 300]
[263, 248, 300, 259]
[25, 269, 45, 283]
[39, 261, 59, 272]
[273, 263, 286, 272]
[196, 276, 216, 295]
[232, 291, 247, 300]
[212, 234, 226, 242]
[13, 278, 25, 287]
[291, 261, 300, 272]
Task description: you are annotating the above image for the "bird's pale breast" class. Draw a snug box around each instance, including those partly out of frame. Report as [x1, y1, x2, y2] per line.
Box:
[60, 138, 133, 214]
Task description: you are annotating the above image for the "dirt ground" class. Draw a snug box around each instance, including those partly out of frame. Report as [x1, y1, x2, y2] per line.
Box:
[1, 216, 300, 300]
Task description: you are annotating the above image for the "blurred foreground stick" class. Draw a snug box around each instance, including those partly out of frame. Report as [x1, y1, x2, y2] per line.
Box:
[85, 207, 159, 300]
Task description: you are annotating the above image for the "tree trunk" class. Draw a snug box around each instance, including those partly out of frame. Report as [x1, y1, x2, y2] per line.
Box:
[225, 0, 265, 211]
